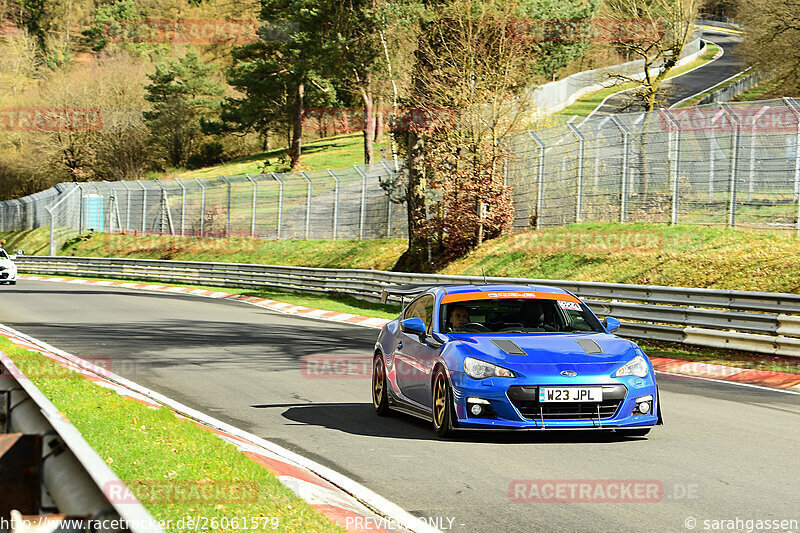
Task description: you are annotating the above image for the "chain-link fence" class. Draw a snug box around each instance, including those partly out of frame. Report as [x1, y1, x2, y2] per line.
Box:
[508, 98, 800, 233]
[3, 98, 800, 255]
[0, 161, 408, 252]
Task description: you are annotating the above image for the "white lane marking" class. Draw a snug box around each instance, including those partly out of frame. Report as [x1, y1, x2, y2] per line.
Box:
[656, 371, 800, 396]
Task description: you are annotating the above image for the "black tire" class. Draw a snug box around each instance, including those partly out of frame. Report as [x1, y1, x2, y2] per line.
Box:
[432, 367, 455, 438]
[372, 354, 392, 416]
[9, 281, 15, 285]
[619, 428, 651, 438]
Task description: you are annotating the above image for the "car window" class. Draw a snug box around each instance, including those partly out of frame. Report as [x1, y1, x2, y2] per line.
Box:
[440, 297, 603, 334]
[0, 250, 7, 260]
[403, 294, 435, 333]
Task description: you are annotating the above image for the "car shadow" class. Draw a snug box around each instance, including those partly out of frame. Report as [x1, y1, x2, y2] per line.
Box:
[260, 401, 645, 443]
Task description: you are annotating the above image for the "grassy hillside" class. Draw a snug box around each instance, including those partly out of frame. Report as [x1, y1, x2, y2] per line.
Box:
[151, 133, 391, 181]
[5, 222, 800, 293]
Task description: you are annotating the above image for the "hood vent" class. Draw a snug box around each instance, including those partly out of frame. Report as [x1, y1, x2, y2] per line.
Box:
[491, 339, 527, 355]
[574, 338, 603, 355]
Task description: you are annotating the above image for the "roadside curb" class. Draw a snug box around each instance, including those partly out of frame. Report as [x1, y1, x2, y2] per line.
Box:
[18, 274, 800, 395]
[0, 322, 437, 533]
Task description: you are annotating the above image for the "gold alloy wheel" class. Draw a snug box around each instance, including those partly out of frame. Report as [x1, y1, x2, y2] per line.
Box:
[433, 374, 447, 428]
[373, 357, 384, 408]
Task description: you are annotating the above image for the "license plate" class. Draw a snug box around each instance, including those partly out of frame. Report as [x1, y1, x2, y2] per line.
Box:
[539, 387, 602, 403]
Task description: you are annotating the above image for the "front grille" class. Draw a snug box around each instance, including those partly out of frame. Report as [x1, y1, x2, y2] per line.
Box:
[507, 385, 626, 421]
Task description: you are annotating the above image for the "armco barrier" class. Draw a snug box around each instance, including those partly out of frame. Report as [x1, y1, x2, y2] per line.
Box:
[0, 349, 164, 533]
[15, 256, 800, 358]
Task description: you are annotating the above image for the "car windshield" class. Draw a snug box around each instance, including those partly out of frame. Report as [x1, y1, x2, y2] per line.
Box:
[440, 296, 604, 334]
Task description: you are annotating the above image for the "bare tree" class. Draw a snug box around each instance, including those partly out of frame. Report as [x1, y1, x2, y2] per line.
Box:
[739, 0, 800, 94]
[604, 0, 700, 111]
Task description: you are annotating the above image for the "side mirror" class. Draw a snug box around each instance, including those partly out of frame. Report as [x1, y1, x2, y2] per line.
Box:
[603, 317, 621, 333]
[400, 317, 427, 338]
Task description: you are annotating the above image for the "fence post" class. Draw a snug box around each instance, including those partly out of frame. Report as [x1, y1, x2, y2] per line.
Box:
[661, 110, 682, 225]
[707, 109, 727, 203]
[748, 107, 769, 202]
[567, 123, 585, 223]
[722, 104, 741, 228]
[327, 169, 340, 240]
[708, 140, 716, 202]
[102, 181, 114, 232]
[300, 171, 312, 240]
[271, 173, 284, 239]
[784, 98, 800, 235]
[380, 161, 394, 237]
[220, 175, 231, 237]
[77, 185, 85, 234]
[195, 178, 206, 238]
[175, 178, 186, 236]
[245, 174, 258, 238]
[119, 181, 131, 232]
[155, 179, 175, 235]
[353, 165, 367, 239]
[610, 116, 630, 224]
[46, 186, 79, 256]
[137, 180, 147, 233]
[526, 131, 545, 229]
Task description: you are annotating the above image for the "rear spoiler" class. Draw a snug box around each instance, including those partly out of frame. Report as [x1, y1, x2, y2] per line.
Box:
[380, 284, 437, 305]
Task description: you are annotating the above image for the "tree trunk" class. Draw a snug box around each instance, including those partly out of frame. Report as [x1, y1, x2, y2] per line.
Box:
[374, 108, 384, 143]
[392, 130, 430, 271]
[289, 82, 304, 171]
[360, 87, 375, 165]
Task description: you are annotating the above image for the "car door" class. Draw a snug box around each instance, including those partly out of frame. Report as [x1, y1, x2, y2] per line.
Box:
[396, 294, 440, 407]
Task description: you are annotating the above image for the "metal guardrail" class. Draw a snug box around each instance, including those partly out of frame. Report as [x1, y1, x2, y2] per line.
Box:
[15, 256, 800, 358]
[0, 345, 164, 533]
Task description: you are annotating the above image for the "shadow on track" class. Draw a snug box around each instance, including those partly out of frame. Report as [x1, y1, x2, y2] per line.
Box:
[266, 401, 645, 444]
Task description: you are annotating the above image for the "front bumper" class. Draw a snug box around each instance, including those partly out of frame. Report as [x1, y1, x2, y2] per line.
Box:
[449, 372, 659, 430]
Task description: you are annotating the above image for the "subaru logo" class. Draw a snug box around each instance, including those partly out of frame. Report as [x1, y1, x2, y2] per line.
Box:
[561, 370, 577, 377]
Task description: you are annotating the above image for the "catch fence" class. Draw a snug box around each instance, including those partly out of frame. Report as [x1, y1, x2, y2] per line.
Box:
[2, 98, 800, 253]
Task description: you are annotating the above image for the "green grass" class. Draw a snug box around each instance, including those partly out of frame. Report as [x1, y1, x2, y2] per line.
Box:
[439, 222, 800, 294]
[732, 77, 782, 102]
[148, 133, 389, 182]
[12, 222, 800, 293]
[54, 232, 408, 271]
[0, 337, 344, 533]
[557, 42, 720, 117]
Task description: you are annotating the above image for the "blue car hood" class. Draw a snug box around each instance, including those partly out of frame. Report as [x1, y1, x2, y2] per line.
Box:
[453, 333, 638, 371]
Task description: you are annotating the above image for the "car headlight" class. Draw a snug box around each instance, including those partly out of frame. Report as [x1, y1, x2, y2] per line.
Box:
[464, 357, 515, 379]
[614, 355, 650, 378]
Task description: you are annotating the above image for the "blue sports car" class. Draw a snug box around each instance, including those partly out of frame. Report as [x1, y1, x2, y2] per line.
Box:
[373, 284, 661, 437]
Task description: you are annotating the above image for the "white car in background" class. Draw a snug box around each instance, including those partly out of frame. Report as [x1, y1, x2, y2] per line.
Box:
[0, 249, 17, 285]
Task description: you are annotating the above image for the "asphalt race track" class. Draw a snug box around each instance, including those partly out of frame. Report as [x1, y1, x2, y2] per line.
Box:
[2, 280, 799, 532]
[593, 31, 743, 116]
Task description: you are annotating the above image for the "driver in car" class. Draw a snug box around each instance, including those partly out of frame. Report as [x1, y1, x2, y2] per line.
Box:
[447, 305, 471, 331]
